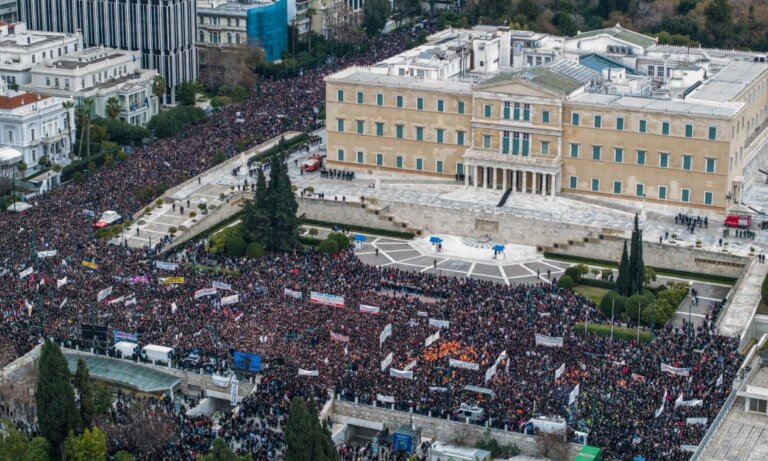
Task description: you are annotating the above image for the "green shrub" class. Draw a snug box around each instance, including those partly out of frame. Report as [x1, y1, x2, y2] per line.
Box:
[246, 242, 265, 259]
[564, 266, 582, 283]
[225, 234, 247, 257]
[627, 294, 651, 313]
[318, 239, 339, 254]
[763, 273, 768, 306]
[599, 291, 627, 317]
[641, 288, 656, 304]
[558, 275, 575, 289]
[73, 171, 84, 183]
[575, 322, 653, 343]
[207, 224, 245, 254]
[328, 232, 350, 251]
[579, 278, 617, 290]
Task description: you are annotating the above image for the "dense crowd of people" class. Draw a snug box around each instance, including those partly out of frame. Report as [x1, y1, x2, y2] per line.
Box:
[0, 19, 743, 461]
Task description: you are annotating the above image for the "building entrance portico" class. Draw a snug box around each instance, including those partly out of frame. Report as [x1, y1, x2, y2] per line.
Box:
[465, 162, 560, 197]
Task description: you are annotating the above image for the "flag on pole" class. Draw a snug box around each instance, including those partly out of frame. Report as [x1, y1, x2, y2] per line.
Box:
[555, 363, 565, 380]
[716, 374, 723, 387]
[171, 302, 178, 314]
[56, 277, 68, 289]
[568, 384, 580, 405]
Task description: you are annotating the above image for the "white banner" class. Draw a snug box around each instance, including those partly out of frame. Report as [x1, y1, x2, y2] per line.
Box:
[429, 386, 448, 392]
[417, 311, 428, 317]
[424, 330, 440, 347]
[220, 294, 239, 306]
[107, 296, 125, 305]
[429, 318, 450, 329]
[37, 250, 57, 259]
[661, 363, 691, 377]
[171, 302, 178, 314]
[376, 394, 395, 404]
[56, 277, 68, 289]
[555, 363, 565, 380]
[230, 377, 239, 407]
[379, 324, 392, 347]
[381, 352, 393, 372]
[464, 385, 494, 396]
[97, 286, 113, 302]
[716, 374, 723, 387]
[213, 281, 232, 291]
[535, 334, 564, 348]
[310, 291, 345, 307]
[359, 304, 380, 315]
[284, 288, 302, 299]
[569, 384, 580, 405]
[449, 359, 480, 371]
[389, 368, 413, 380]
[330, 331, 350, 343]
[194, 287, 217, 299]
[484, 364, 498, 383]
[155, 261, 178, 270]
[404, 359, 418, 371]
[655, 389, 668, 418]
[686, 417, 708, 426]
[19, 267, 33, 279]
[211, 374, 231, 387]
[60, 298, 68, 309]
[675, 393, 703, 408]
[298, 369, 319, 377]
[681, 445, 699, 453]
[124, 297, 136, 307]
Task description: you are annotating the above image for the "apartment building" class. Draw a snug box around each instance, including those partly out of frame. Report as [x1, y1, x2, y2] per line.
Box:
[0, 21, 82, 87]
[326, 25, 768, 211]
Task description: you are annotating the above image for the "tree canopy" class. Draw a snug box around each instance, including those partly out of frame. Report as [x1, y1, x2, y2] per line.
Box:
[363, 0, 392, 37]
[35, 341, 81, 458]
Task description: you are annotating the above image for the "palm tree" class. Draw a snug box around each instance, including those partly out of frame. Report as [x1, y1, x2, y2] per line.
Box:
[105, 97, 121, 119]
[62, 100, 75, 162]
[77, 97, 94, 159]
[152, 75, 166, 107]
[306, 7, 316, 54]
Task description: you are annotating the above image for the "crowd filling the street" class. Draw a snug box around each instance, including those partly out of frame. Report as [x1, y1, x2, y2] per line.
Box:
[0, 19, 744, 461]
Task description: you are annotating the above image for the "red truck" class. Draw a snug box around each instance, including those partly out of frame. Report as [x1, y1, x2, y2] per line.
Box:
[301, 153, 325, 172]
[724, 214, 751, 228]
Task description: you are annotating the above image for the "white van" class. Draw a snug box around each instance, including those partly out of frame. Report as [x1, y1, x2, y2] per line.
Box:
[113, 341, 138, 359]
[141, 345, 174, 365]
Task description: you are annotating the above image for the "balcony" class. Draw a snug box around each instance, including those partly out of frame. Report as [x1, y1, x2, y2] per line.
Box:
[464, 147, 562, 171]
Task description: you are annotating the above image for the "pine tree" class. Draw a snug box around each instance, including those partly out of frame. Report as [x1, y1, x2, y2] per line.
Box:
[35, 341, 81, 458]
[242, 168, 270, 245]
[616, 240, 631, 297]
[74, 359, 95, 429]
[64, 427, 107, 461]
[266, 158, 299, 251]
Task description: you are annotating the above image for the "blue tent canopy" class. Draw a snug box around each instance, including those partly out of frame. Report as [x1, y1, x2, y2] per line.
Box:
[353, 234, 367, 242]
[493, 244, 505, 252]
[429, 236, 443, 244]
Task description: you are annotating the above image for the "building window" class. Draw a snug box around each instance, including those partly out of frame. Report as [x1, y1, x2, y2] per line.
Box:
[396, 95, 404, 108]
[706, 158, 716, 173]
[704, 191, 713, 205]
[639, 119, 647, 133]
[503, 102, 511, 120]
[542, 110, 550, 123]
[658, 186, 667, 200]
[682, 155, 693, 171]
[523, 104, 531, 121]
[356, 120, 364, 134]
[376, 94, 383, 106]
[30, 128, 35, 141]
[484, 104, 492, 118]
[662, 121, 670, 135]
[569, 176, 577, 189]
[572, 113, 580, 126]
[613, 181, 622, 194]
[502, 131, 510, 154]
[681, 188, 690, 203]
[395, 124, 404, 139]
[541, 141, 550, 155]
[685, 124, 693, 138]
[396, 155, 403, 168]
[416, 158, 423, 171]
[457, 101, 465, 114]
[336, 119, 345, 132]
[636, 150, 646, 165]
[376, 153, 383, 166]
[708, 126, 717, 140]
[457, 163, 464, 176]
[614, 148, 623, 163]
[592, 145, 601, 161]
[636, 184, 645, 197]
[375, 122, 384, 137]
[522, 133, 530, 155]
[457, 131, 465, 146]
[648, 65, 655, 76]
[748, 398, 767, 414]
[591, 178, 600, 192]
[594, 115, 602, 128]
[46, 77, 50, 86]
[512, 132, 520, 154]
[357, 151, 364, 164]
[356, 91, 363, 104]
[570, 143, 579, 158]
[659, 152, 669, 168]
[337, 149, 345, 161]
[512, 102, 520, 120]
[235, 34, 240, 44]
[417, 97, 424, 110]
[436, 160, 443, 173]
[227, 33, 232, 44]
[483, 134, 492, 149]
[616, 117, 624, 131]
[436, 129, 444, 144]
[337, 90, 344, 102]
[437, 100, 444, 112]
[416, 127, 424, 141]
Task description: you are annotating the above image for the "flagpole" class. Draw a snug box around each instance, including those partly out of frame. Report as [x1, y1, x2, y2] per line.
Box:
[610, 299, 615, 341]
[636, 302, 641, 343]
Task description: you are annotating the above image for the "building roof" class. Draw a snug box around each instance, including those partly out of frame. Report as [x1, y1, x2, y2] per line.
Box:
[580, 53, 642, 76]
[326, 68, 474, 94]
[569, 92, 743, 118]
[573, 24, 658, 49]
[523, 66, 586, 94]
[64, 353, 180, 393]
[688, 61, 768, 102]
[0, 92, 49, 109]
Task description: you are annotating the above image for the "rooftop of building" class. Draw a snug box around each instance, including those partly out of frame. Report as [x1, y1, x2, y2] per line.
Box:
[0, 92, 48, 109]
[197, 0, 275, 14]
[569, 92, 743, 118]
[327, 67, 474, 93]
[688, 60, 768, 102]
[572, 23, 658, 49]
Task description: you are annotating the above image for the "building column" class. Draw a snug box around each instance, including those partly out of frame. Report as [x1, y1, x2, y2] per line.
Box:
[522, 171, 527, 193]
[502, 168, 508, 190]
[491, 167, 496, 189]
[550, 174, 556, 197]
[474, 165, 479, 187]
[532, 172, 538, 194]
[512, 170, 517, 192]
[464, 165, 469, 187]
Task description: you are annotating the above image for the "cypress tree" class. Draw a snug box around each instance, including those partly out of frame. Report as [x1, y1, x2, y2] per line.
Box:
[74, 358, 95, 429]
[242, 167, 272, 246]
[628, 214, 644, 295]
[285, 398, 314, 461]
[634, 216, 645, 294]
[616, 240, 631, 297]
[266, 158, 299, 251]
[35, 340, 81, 458]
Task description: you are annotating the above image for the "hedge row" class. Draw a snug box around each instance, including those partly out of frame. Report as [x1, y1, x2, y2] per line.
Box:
[762, 273, 768, 306]
[575, 322, 653, 343]
[302, 219, 415, 240]
[248, 133, 309, 165]
[61, 152, 109, 182]
[578, 278, 617, 290]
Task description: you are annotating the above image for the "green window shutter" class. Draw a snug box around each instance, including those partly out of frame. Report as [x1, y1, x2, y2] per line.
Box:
[503, 106, 510, 119]
[416, 127, 423, 141]
[541, 141, 549, 155]
[502, 137, 510, 154]
[457, 131, 465, 145]
[436, 160, 443, 173]
[662, 121, 670, 135]
[356, 120, 364, 134]
[376, 122, 384, 137]
[685, 124, 693, 137]
[457, 101, 464, 114]
[376, 94, 383, 106]
[484, 105, 492, 117]
[614, 148, 623, 163]
[637, 150, 646, 165]
[706, 158, 716, 173]
[376, 153, 383, 166]
[337, 119, 344, 132]
[704, 192, 713, 205]
[396, 95, 403, 108]
[683, 155, 692, 170]
[457, 163, 464, 175]
[591, 178, 599, 191]
[594, 115, 601, 128]
[416, 158, 423, 171]
[660, 153, 668, 168]
[639, 120, 646, 133]
[417, 98, 424, 110]
[396, 156, 403, 168]
[337, 90, 344, 102]
[337, 149, 344, 161]
[569, 176, 577, 188]
[658, 186, 667, 199]
[436, 129, 444, 143]
[523, 106, 530, 121]
[616, 117, 624, 130]
[356, 91, 363, 104]
[437, 100, 444, 112]
[522, 139, 529, 156]
[357, 151, 364, 163]
[570, 143, 579, 158]
[636, 184, 644, 197]
[613, 181, 621, 194]
[572, 113, 580, 126]
[543, 111, 550, 123]
[681, 189, 690, 202]
[708, 126, 717, 140]
[396, 125, 403, 139]
[512, 138, 520, 154]
[592, 146, 601, 160]
[513, 107, 520, 120]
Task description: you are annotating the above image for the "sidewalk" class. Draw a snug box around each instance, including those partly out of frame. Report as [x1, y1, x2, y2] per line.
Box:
[718, 259, 768, 338]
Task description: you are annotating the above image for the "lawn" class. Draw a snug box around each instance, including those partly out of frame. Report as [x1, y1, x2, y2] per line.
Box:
[575, 285, 610, 305]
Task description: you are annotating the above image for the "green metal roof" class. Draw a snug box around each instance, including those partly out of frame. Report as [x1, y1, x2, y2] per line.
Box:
[64, 353, 180, 393]
[574, 25, 657, 49]
[524, 67, 585, 94]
